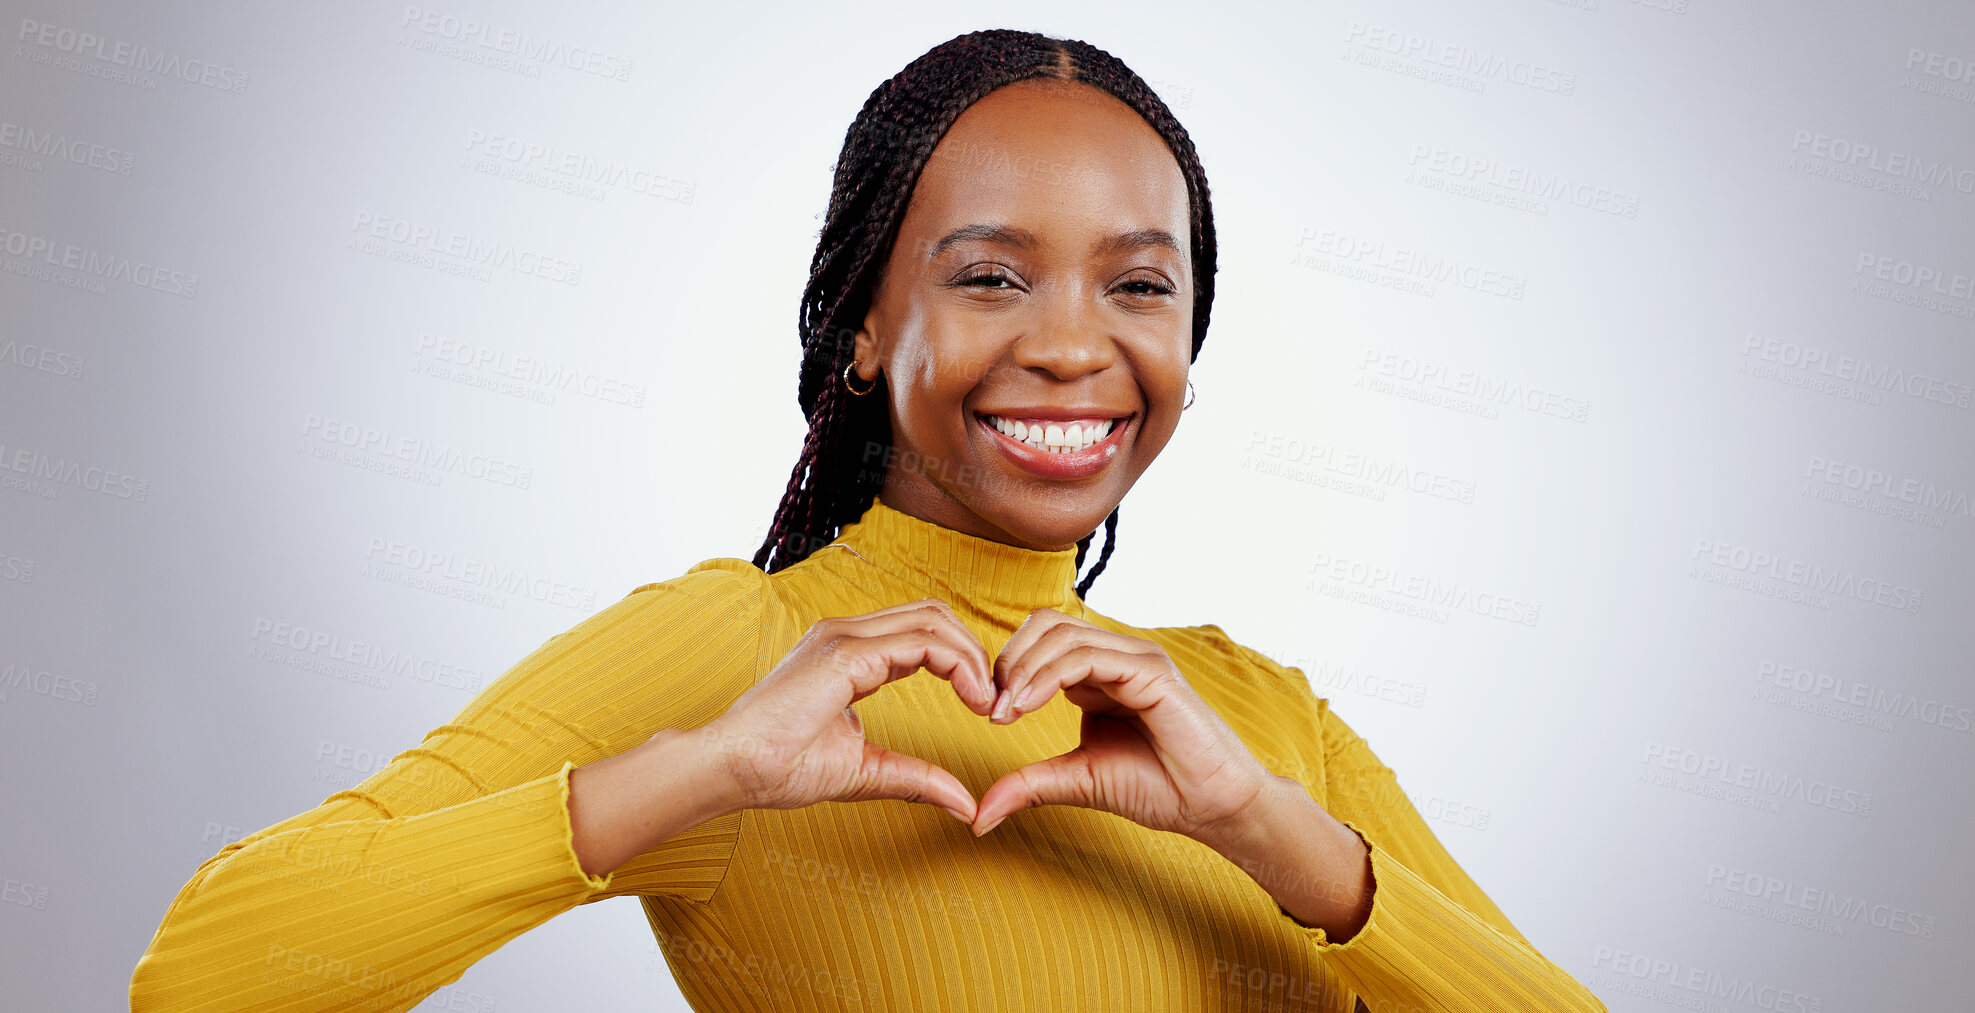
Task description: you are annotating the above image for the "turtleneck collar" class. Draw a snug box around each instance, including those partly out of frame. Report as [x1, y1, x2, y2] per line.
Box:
[823, 493, 1087, 629]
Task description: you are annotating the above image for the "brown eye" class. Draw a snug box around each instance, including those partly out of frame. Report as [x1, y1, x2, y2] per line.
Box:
[958, 268, 1016, 289]
[1120, 278, 1175, 296]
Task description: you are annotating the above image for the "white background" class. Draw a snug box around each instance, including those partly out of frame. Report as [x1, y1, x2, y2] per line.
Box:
[2, 1, 1971, 1010]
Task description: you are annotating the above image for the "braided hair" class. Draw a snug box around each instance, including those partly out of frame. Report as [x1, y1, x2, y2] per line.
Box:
[751, 28, 1218, 599]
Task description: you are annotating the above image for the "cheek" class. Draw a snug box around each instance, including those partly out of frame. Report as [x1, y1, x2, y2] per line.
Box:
[883, 346, 966, 444]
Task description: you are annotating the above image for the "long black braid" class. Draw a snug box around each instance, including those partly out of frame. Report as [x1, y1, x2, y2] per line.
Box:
[751, 28, 1218, 600]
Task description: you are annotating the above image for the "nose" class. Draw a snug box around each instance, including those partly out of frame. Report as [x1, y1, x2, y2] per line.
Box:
[1010, 286, 1118, 380]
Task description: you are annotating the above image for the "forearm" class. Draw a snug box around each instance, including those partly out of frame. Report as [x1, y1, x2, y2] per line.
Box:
[566, 726, 743, 878]
[132, 765, 611, 1013]
[1199, 774, 1375, 940]
[1203, 778, 1607, 1011]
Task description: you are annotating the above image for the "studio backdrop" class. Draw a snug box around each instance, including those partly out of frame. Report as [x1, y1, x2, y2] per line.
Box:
[2, 1, 1970, 1010]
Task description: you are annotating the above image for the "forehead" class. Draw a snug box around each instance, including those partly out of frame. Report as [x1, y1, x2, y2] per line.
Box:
[901, 79, 1190, 253]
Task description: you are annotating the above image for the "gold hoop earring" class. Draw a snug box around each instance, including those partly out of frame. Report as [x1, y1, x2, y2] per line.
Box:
[843, 360, 876, 396]
[1182, 381, 1195, 410]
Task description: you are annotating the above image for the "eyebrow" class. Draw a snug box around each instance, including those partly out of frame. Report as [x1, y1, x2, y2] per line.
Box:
[926, 223, 1183, 261]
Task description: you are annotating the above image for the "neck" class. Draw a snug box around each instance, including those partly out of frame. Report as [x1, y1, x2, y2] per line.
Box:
[879, 468, 1098, 554]
[822, 491, 1089, 628]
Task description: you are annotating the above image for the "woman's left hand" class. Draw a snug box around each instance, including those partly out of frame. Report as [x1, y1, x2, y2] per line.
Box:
[971, 607, 1272, 844]
[972, 607, 1376, 938]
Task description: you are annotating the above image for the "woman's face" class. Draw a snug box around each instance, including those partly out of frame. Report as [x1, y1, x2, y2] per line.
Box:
[852, 77, 1195, 553]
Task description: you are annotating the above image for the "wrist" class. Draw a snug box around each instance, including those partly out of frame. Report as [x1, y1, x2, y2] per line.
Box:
[648, 724, 752, 823]
[1200, 775, 1373, 937]
[1195, 773, 1304, 861]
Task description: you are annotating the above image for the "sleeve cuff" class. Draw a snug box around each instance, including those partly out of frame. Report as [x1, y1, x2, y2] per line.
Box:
[1285, 819, 1590, 1008]
[1289, 818, 1385, 951]
[550, 759, 615, 893]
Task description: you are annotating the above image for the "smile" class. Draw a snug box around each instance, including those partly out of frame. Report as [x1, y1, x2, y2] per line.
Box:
[981, 413, 1117, 452]
[974, 412, 1132, 480]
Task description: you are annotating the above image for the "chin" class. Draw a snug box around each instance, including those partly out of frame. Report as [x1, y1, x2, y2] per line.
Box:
[978, 491, 1120, 546]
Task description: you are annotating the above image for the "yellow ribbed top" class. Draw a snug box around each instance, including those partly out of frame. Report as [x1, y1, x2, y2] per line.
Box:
[130, 493, 1607, 1012]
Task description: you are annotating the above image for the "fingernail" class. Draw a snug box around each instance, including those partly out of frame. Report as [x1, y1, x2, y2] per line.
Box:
[991, 689, 1012, 722]
[944, 807, 971, 825]
[975, 815, 1006, 837]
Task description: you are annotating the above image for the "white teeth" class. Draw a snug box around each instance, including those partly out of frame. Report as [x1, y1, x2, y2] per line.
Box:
[985, 415, 1117, 453]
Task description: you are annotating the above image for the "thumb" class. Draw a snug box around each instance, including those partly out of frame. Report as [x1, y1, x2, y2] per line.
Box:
[973, 749, 1098, 836]
[840, 739, 978, 825]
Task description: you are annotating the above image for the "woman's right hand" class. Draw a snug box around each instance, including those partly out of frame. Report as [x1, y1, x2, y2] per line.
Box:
[695, 597, 996, 824]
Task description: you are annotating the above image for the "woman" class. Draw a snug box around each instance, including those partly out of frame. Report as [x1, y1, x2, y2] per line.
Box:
[131, 29, 1606, 1012]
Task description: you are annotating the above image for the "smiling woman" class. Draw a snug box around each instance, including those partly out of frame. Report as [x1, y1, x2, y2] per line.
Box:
[130, 28, 1608, 1013]
[836, 76, 1193, 544]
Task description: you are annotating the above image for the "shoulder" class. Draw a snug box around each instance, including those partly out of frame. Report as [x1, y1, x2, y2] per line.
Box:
[627, 555, 773, 601]
[1097, 616, 1334, 781]
[539, 556, 784, 658]
[619, 555, 796, 624]
[1092, 612, 1323, 705]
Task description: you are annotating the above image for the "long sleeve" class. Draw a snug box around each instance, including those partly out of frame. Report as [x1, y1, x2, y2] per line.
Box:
[1293, 696, 1608, 1012]
[129, 561, 773, 1013]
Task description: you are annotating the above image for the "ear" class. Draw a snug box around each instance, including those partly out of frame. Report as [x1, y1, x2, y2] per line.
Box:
[851, 309, 883, 384]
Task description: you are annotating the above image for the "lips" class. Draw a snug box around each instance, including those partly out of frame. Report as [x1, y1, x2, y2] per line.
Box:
[974, 411, 1132, 480]
[979, 414, 1117, 453]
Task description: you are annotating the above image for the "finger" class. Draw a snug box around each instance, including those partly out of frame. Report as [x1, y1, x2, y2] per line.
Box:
[997, 623, 1149, 723]
[972, 747, 1099, 835]
[1015, 644, 1171, 717]
[990, 608, 1081, 721]
[837, 599, 995, 712]
[832, 629, 985, 708]
[841, 739, 979, 824]
[739, 625, 980, 748]
[1030, 645, 1235, 772]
